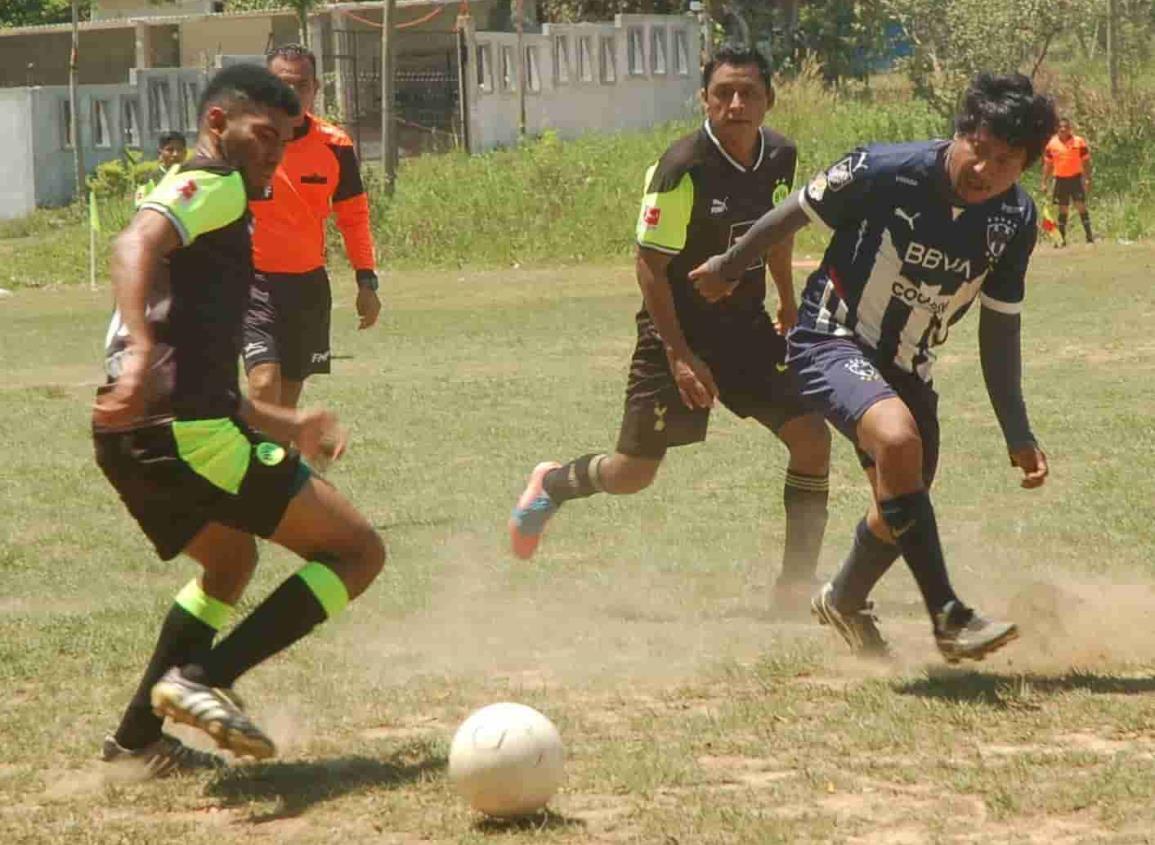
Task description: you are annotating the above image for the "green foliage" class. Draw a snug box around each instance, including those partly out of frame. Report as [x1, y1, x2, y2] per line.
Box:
[782, 0, 901, 82]
[0, 0, 92, 27]
[537, 0, 685, 21]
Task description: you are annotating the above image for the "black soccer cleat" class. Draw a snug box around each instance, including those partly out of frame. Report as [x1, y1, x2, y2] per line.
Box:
[101, 733, 227, 779]
[810, 582, 892, 660]
[934, 601, 1018, 664]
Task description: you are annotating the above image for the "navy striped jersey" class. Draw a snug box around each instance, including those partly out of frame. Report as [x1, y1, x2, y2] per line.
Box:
[795, 140, 1037, 381]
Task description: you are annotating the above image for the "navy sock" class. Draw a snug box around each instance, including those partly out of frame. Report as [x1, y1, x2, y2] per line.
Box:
[779, 470, 829, 584]
[879, 490, 958, 617]
[830, 518, 901, 612]
[542, 453, 605, 503]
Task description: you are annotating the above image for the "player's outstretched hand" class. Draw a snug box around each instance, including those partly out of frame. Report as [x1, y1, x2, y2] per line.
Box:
[1010, 444, 1048, 489]
[92, 348, 150, 429]
[356, 287, 382, 330]
[688, 260, 738, 304]
[295, 408, 348, 471]
[669, 351, 718, 410]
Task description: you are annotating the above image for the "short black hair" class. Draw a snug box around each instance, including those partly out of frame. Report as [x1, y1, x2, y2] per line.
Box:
[954, 72, 1057, 167]
[157, 131, 186, 148]
[267, 43, 317, 78]
[197, 63, 301, 122]
[702, 45, 773, 93]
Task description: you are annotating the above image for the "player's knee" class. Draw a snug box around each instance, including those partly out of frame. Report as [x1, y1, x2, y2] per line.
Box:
[872, 426, 923, 474]
[780, 415, 831, 470]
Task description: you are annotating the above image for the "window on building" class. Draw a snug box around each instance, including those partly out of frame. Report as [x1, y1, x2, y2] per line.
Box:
[554, 35, 570, 85]
[577, 37, 594, 82]
[60, 100, 73, 149]
[123, 98, 141, 147]
[500, 45, 516, 91]
[93, 100, 112, 148]
[651, 27, 668, 75]
[674, 30, 691, 76]
[600, 37, 616, 84]
[149, 80, 172, 132]
[182, 81, 199, 130]
[627, 27, 645, 76]
[525, 46, 541, 92]
[477, 43, 493, 92]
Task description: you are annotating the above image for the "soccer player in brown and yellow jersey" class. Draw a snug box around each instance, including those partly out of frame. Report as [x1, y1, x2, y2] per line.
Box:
[1041, 117, 1093, 246]
[243, 44, 382, 409]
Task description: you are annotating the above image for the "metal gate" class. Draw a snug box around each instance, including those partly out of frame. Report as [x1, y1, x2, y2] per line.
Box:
[330, 28, 461, 161]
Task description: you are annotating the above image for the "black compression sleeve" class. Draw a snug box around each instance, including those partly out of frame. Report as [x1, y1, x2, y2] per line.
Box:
[979, 306, 1036, 451]
[705, 191, 811, 280]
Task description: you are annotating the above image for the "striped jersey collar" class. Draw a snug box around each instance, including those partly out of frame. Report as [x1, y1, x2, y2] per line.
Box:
[703, 120, 765, 173]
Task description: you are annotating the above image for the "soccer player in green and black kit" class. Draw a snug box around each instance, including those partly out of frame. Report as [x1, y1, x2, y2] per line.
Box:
[509, 47, 832, 611]
[96, 65, 385, 774]
[134, 131, 188, 207]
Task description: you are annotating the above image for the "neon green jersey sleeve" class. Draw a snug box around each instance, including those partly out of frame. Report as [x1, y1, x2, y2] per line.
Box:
[635, 163, 694, 255]
[139, 168, 246, 246]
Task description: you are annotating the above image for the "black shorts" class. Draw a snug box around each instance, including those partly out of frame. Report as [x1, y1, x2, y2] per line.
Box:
[788, 331, 940, 487]
[242, 269, 332, 381]
[94, 418, 311, 561]
[616, 312, 811, 459]
[1052, 175, 1086, 205]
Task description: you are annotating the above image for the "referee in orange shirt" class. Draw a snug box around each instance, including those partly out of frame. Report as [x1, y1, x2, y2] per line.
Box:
[1041, 117, 1094, 246]
[244, 44, 383, 409]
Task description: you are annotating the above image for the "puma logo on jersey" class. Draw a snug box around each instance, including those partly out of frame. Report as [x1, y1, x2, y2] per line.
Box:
[902, 241, 972, 276]
[710, 197, 729, 216]
[894, 207, 921, 229]
[654, 403, 668, 432]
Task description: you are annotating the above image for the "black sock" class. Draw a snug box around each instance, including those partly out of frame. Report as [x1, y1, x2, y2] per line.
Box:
[1080, 211, 1093, 242]
[187, 561, 348, 689]
[1058, 212, 1068, 242]
[879, 491, 958, 617]
[114, 580, 232, 749]
[778, 470, 829, 584]
[542, 453, 606, 503]
[830, 518, 901, 612]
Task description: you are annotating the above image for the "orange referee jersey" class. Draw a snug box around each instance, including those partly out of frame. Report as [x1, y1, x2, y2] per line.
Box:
[250, 114, 375, 274]
[1044, 134, 1090, 179]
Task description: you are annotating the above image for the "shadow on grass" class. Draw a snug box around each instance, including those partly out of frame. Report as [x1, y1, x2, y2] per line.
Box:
[895, 669, 1155, 708]
[474, 808, 586, 834]
[204, 748, 445, 822]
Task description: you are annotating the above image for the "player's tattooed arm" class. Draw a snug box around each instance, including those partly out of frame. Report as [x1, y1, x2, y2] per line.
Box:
[636, 247, 718, 409]
[979, 307, 1048, 489]
[688, 192, 810, 299]
[93, 210, 182, 428]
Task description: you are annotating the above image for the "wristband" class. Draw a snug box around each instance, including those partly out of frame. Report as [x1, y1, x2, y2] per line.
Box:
[355, 269, 379, 291]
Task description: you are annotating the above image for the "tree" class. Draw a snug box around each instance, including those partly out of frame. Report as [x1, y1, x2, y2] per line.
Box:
[884, 0, 1098, 116]
[0, 0, 92, 27]
[537, 1, 683, 21]
[226, 0, 322, 44]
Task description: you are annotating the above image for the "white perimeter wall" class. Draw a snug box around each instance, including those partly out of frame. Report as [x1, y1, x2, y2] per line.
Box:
[0, 90, 36, 220]
[469, 14, 699, 152]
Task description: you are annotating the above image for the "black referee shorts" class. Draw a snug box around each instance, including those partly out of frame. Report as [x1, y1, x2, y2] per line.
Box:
[243, 268, 332, 381]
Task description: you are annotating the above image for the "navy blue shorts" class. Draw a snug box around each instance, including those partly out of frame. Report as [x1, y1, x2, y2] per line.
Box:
[787, 330, 940, 486]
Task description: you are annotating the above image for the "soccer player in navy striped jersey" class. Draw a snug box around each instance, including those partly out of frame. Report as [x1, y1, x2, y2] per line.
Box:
[691, 73, 1056, 662]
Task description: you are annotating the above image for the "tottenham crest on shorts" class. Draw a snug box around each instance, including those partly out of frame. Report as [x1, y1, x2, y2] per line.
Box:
[986, 216, 1016, 260]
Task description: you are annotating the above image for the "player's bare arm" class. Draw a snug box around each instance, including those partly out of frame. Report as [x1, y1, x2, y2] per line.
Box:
[766, 232, 797, 333]
[1041, 157, 1053, 193]
[636, 246, 717, 409]
[688, 192, 810, 300]
[93, 211, 181, 428]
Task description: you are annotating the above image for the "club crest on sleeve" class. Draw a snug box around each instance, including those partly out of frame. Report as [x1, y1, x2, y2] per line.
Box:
[827, 152, 867, 192]
[643, 206, 661, 228]
[986, 217, 1015, 260]
[176, 179, 198, 202]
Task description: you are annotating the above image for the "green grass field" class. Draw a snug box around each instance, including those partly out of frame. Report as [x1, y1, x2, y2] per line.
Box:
[1, 241, 1154, 843]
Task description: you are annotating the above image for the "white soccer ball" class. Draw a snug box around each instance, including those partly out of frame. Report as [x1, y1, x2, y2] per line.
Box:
[448, 702, 565, 818]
